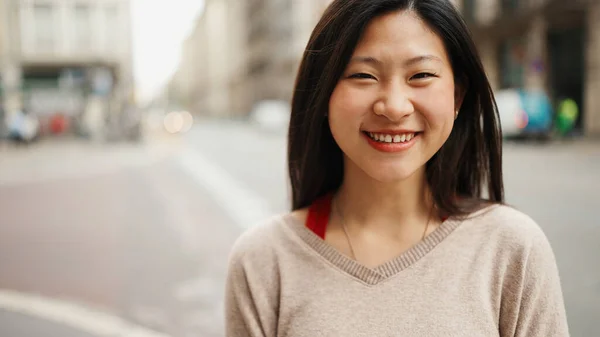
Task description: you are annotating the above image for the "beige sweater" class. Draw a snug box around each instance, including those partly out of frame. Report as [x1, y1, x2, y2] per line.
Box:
[225, 205, 569, 336]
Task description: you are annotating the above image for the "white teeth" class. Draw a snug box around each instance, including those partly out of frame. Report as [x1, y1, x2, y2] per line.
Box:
[367, 132, 416, 143]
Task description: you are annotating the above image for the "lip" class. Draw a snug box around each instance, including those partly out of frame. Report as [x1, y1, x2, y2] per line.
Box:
[362, 131, 420, 153]
[364, 129, 420, 134]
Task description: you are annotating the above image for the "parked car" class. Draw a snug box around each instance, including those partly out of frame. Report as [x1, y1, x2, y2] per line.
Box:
[494, 88, 554, 139]
[6, 110, 40, 144]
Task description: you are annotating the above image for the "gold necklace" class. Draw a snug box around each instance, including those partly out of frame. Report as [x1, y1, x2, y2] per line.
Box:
[334, 199, 433, 262]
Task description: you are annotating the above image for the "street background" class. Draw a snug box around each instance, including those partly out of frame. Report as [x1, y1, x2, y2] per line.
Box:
[1, 0, 600, 337]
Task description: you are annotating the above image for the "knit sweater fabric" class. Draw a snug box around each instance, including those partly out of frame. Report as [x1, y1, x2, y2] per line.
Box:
[224, 204, 569, 336]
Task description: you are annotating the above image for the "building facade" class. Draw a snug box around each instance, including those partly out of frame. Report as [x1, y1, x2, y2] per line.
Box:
[170, 0, 333, 118]
[172, 0, 599, 136]
[462, 0, 600, 136]
[0, 0, 134, 137]
[169, 0, 246, 117]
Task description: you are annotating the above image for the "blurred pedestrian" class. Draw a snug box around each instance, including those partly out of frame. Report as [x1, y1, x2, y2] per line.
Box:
[225, 1, 569, 336]
[555, 97, 579, 137]
[49, 113, 68, 135]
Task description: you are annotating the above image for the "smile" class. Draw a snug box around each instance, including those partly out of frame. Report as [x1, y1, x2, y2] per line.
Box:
[362, 131, 421, 153]
[366, 132, 415, 143]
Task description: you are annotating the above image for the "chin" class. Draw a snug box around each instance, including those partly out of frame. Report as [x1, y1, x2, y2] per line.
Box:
[362, 164, 424, 184]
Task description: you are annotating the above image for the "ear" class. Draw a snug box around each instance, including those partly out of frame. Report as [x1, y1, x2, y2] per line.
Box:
[454, 78, 467, 114]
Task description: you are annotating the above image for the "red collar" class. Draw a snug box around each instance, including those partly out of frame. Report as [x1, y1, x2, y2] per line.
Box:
[305, 193, 332, 240]
[305, 193, 448, 240]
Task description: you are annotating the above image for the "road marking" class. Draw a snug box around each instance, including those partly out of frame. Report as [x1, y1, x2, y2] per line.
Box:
[0, 289, 172, 337]
[177, 149, 273, 228]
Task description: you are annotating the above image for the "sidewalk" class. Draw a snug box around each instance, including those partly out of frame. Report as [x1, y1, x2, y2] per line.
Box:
[0, 135, 182, 186]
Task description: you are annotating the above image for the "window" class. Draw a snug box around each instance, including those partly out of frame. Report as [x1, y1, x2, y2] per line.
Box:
[33, 3, 55, 51]
[74, 3, 92, 50]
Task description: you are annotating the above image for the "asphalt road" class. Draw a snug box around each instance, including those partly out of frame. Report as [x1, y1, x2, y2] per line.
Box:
[0, 309, 99, 337]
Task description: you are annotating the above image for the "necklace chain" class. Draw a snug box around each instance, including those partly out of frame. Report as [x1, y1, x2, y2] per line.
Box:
[334, 198, 433, 262]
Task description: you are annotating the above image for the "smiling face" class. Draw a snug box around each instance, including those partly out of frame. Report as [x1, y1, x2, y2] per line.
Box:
[328, 10, 462, 185]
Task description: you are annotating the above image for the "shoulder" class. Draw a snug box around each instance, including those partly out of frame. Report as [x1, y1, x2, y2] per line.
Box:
[228, 210, 307, 269]
[465, 204, 546, 239]
[469, 208, 568, 335]
[462, 204, 555, 262]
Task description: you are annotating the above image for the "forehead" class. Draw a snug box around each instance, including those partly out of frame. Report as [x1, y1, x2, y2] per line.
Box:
[353, 10, 449, 64]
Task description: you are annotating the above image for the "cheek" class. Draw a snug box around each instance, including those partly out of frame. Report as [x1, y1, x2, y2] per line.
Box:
[329, 84, 372, 122]
[415, 84, 456, 127]
[328, 85, 370, 151]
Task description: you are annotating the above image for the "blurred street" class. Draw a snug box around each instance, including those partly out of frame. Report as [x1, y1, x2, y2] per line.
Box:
[0, 120, 599, 337]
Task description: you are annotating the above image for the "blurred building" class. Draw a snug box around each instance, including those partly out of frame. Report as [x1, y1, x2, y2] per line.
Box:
[168, 0, 243, 118]
[242, 0, 333, 112]
[169, 0, 333, 118]
[0, 0, 134, 138]
[460, 0, 600, 136]
[171, 0, 599, 136]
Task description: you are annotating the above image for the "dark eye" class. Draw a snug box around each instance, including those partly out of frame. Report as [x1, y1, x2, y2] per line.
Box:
[411, 72, 436, 80]
[349, 73, 376, 80]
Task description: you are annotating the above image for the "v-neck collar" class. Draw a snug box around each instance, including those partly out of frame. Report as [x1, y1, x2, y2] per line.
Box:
[283, 210, 463, 286]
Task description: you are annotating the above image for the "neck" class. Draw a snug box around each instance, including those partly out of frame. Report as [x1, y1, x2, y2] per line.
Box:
[335, 164, 434, 236]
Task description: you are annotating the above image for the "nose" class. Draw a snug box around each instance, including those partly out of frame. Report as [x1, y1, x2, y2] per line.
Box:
[373, 84, 415, 121]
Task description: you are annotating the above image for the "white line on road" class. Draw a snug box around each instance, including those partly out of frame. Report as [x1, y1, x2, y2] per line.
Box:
[0, 289, 173, 337]
[177, 149, 273, 228]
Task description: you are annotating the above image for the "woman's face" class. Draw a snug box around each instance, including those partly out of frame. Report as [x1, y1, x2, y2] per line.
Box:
[329, 10, 462, 184]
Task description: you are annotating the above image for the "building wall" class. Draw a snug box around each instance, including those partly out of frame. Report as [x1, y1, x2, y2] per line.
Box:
[19, 0, 130, 64]
[1, 0, 134, 127]
[204, 0, 229, 117]
[584, 1, 600, 135]
[0, 0, 5, 61]
[171, 13, 208, 115]
[171, 36, 199, 108]
[174, 0, 246, 117]
[473, 0, 499, 25]
[0, 0, 135, 136]
[169, 0, 246, 117]
[522, 16, 548, 92]
[173, 0, 337, 118]
[1, 0, 24, 115]
[226, 0, 248, 116]
[242, 0, 329, 110]
[0, 0, 5, 127]
[466, 0, 599, 136]
[173, 0, 599, 132]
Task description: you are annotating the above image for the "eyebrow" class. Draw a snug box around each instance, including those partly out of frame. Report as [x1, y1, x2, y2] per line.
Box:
[349, 55, 443, 67]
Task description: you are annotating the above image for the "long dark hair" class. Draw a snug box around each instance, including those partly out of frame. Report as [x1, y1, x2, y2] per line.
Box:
[288, 0, 504, 216]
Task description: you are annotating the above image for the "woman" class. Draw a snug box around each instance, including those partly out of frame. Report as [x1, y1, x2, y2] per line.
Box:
[225, 0, 569, 336]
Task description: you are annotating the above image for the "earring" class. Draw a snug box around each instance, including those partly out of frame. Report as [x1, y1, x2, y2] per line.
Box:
[454, 109, 459, 120]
